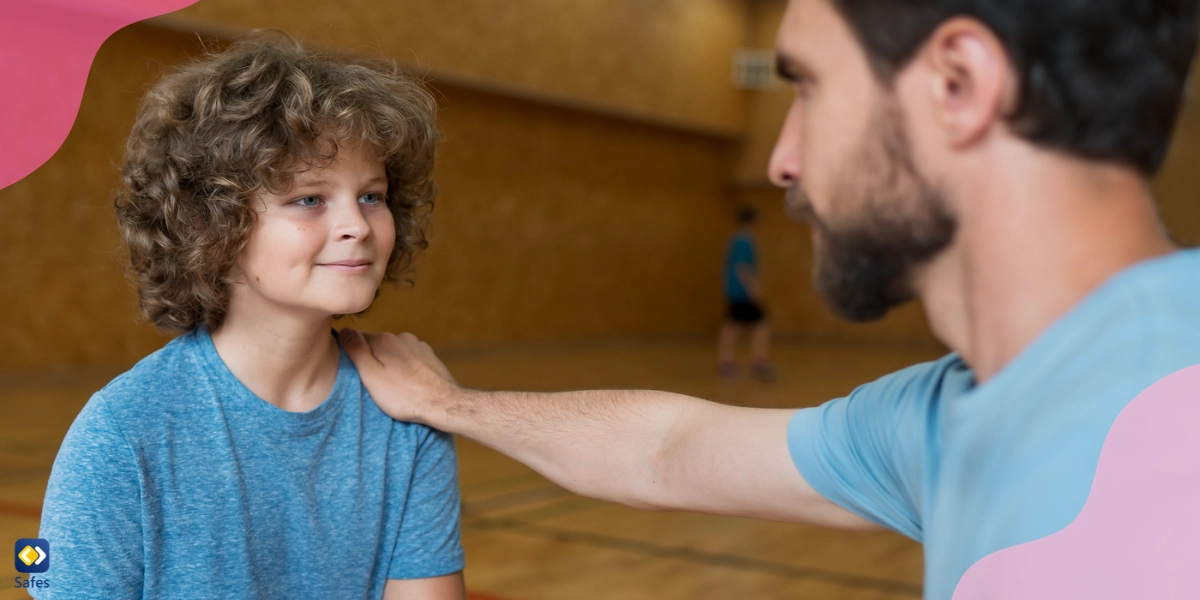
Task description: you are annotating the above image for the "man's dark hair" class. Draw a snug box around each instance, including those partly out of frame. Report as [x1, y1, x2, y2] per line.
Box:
[831, 0, 1199, 175]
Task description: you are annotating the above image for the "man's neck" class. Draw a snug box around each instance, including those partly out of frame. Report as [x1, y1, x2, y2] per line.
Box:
[210, 301, 340, 413]
[917, 150, 1176, 383]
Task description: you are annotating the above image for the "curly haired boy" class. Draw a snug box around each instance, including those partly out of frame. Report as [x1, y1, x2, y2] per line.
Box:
[36, 33, 465, 599]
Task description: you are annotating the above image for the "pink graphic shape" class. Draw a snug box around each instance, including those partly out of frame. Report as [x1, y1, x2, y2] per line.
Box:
[953, 364, 1200, 600]
[0, 0, 199, 191]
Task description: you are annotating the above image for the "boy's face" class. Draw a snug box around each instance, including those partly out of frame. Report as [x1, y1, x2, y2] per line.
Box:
[231, 143, 395, 322]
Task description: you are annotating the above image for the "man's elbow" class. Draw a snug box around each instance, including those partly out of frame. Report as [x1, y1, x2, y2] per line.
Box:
[618, 447, 682, 511]
[551, 453, 678, 512]
[553, 472, 674, 512]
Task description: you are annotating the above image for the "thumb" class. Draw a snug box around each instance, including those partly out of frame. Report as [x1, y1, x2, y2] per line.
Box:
[339, 328, 380, 371]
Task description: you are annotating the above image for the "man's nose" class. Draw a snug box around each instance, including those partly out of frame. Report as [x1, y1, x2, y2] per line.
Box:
[768, 103, 803, 189]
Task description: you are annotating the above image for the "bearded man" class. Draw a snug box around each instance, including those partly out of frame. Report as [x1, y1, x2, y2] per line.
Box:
[340, 0, 1200, 597]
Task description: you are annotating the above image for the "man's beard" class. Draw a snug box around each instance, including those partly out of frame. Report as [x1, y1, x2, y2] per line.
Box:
[787, 100, 957, 323]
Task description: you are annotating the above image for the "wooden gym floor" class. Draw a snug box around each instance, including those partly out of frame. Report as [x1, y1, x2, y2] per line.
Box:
[0, 336, 943, 599]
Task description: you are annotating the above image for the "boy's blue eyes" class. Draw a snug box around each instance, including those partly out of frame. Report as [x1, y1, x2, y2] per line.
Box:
[292, 193, 384, 207]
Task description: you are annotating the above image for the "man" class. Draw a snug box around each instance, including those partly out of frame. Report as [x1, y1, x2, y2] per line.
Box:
[718, 206, 775, 380]
[340, 0, 1200, 597]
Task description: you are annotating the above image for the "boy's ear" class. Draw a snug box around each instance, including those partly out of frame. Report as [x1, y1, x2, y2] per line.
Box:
[919, 17, 1016, 148]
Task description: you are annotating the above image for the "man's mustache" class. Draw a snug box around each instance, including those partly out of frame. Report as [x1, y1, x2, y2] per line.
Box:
[785, 186, 818, 224]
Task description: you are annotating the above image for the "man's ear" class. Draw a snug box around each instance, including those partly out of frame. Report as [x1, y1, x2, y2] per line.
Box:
[918, 17, 1016, 148]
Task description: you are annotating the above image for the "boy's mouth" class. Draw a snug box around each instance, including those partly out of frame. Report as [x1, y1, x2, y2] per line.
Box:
[318, 259, 372, 272]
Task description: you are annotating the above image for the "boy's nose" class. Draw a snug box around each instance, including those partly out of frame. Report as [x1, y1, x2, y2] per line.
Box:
[333, 201, 372, 240]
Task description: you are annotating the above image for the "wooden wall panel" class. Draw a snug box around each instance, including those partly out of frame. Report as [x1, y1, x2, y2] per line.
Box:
[1153, 67, 1200, 246]
[347, 84, 735, 347]
[169, 0, 748, 135]
[9, 4, 1200, 374]
[731, 0, 789, 186]
[0, 23, 736, 373]
[0, 25, 192, 373]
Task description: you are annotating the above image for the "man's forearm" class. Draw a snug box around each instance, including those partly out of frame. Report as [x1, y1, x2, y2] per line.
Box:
[342, 330, 873, 528]
[428, 387, 701, 509]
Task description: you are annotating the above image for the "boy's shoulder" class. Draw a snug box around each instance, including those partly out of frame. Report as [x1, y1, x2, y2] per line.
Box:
[95, 330, 212, 421]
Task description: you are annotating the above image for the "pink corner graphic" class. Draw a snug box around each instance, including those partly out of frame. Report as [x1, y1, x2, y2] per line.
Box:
[953, 364, 1200, 599]
[0, 0, 200, 191]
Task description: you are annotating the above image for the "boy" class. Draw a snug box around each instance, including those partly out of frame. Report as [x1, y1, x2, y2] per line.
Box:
[36, 34, 465, 599]
[717, 207, 775, 381]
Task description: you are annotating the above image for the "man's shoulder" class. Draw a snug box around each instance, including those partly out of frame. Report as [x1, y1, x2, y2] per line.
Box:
[1124, 249, 1200, 330]
[849, 354, 971, 406]
[1042, 250, 1200, 375]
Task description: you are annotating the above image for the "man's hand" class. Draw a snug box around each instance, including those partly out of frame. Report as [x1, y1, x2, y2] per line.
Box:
[338, 329, 460, 424]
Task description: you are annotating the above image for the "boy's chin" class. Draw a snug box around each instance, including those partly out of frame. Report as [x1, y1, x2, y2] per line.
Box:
[326, 303, 373, 317]
[321, 296, 376, 318]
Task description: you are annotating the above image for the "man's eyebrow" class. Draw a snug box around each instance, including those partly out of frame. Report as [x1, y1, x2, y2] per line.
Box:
[775, 52, 811, 82]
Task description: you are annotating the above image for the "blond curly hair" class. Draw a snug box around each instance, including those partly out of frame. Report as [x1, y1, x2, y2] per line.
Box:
[115, 32, 438, 333]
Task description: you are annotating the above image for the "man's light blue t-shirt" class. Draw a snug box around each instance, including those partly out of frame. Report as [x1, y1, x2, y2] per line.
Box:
[724, 232, 757, 302]
[788, 248, 1200, 600]
[36, 328, 464, 599]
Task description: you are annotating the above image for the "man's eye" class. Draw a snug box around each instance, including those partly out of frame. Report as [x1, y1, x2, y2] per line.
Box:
[294, 196, 321, 207]
[360, 192, 383, 205]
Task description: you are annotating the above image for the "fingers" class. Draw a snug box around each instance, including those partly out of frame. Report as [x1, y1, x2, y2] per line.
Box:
[338, 328, 382, 370]
[342, 328, 447, 372]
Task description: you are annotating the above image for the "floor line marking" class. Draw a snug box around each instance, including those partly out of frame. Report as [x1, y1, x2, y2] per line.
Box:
[466, 517, 922, 597]
[463, 484, 572, 516]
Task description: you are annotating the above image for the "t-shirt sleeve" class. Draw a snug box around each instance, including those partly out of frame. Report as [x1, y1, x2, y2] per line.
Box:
[387, 426, 465, 579]
[787, 358, 955, 541]
[34, 393, 144, 599]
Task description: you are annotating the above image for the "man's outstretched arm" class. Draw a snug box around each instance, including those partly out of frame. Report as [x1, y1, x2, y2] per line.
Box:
[339, 329, 876, 529]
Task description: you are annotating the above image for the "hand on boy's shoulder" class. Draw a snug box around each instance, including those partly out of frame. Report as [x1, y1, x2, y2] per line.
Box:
[339, 328, 460, 425]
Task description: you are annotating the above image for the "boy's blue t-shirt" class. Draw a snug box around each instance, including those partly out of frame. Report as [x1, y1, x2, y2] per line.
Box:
[724, 232, 757, 302]
[36, 328, 464, 599]
[788, 248, 1200, 600]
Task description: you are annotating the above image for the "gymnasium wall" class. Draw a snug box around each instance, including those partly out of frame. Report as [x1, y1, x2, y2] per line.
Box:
[0, 12, 741, 373]
[8, 0, 1200, 373]
[0, 26, 190, 373]
[1154, 74, 1200, 246]
[166, 0, 749, 136]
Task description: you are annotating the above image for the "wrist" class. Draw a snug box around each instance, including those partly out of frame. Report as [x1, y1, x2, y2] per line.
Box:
[418, 381, 468, 430]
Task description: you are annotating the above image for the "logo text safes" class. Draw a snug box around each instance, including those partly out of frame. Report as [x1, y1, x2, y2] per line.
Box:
[14, 539, 50, 590]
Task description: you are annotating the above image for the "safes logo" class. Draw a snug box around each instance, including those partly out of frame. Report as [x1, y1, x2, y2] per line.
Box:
[14, 539, 48, 574]
[13, 539, 50, 591]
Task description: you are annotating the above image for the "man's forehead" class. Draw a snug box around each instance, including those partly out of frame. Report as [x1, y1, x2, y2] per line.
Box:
[776, 0, 849, 67]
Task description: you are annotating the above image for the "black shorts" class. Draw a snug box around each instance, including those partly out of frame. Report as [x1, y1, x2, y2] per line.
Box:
[728, 301, 765, 324]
